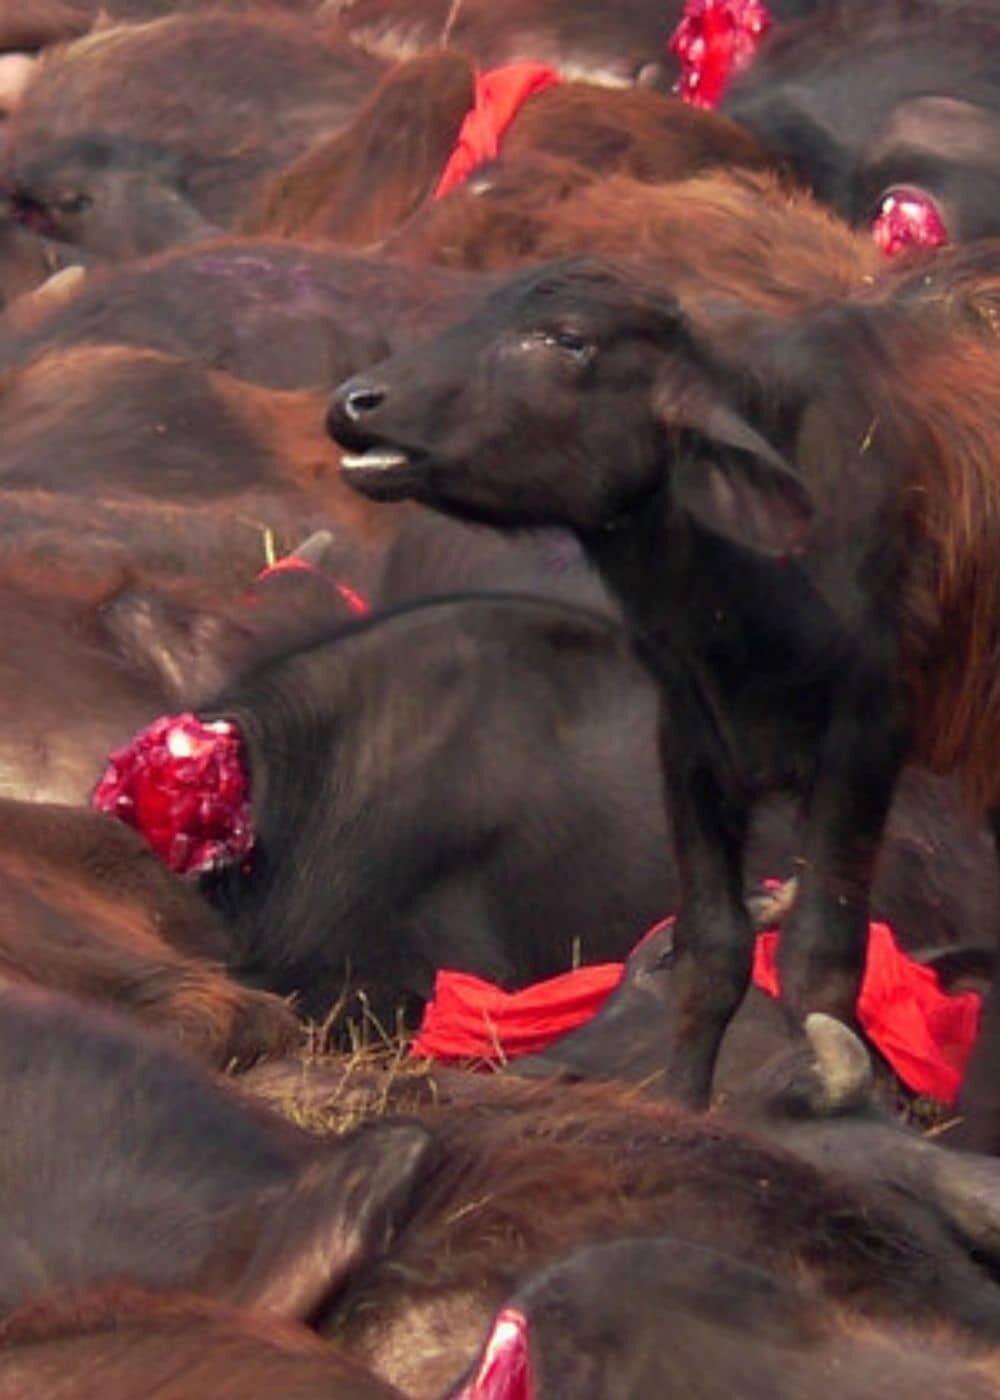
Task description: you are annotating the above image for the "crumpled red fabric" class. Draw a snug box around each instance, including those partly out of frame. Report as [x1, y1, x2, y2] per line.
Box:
[412, 918, 982, 1104]
[434, 62, 562, 200]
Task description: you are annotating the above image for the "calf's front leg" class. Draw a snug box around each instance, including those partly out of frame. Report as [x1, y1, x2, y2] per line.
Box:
[658, 692, 754, 1109]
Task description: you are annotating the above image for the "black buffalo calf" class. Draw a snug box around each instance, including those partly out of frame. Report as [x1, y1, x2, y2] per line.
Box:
[327, 255, 1000, 1147]
[452, 1235, 1000, 1399]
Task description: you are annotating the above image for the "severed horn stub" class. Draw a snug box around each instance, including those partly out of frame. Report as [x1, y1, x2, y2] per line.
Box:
[805, 1012, 873, 1112]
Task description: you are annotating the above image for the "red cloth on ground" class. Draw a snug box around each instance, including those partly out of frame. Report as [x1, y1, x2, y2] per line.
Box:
[434, 62, 562, 200]
[412, 918, 982, 1104]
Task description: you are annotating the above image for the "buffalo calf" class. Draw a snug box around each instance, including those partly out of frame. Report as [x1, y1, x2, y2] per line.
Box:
[326, 254, 1000, 1144]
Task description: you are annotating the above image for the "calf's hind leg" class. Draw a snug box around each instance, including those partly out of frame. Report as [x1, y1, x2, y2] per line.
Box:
[951, 806, 1000, 1154]
[778, 662, 905, 1031]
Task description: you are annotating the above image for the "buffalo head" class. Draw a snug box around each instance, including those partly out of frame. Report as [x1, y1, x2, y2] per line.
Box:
[327, 257, 812, 556]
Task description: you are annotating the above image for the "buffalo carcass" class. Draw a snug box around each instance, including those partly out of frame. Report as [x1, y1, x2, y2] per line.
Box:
[0, 985, 433, 1318]
[2, 10, 384, 252]
[11, 986, 1000, 1397]
[326, 254, 1000, 1149]
[0, 1289, 406, 1400]
[115, 594, 678, 1022]
[0, 798, 298, 1067]
[240, 1061, 1000, 1397]
[724, 1012, 1000, 1236]
[723, 0, 1000, 250]
[449, 1235, 1000, 1400]
[0, 241, 487, 392]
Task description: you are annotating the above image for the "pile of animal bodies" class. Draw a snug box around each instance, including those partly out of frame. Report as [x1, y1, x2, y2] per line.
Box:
[7, 0, 1000, 1394]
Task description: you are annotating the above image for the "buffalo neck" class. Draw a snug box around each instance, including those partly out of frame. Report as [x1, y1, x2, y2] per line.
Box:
[581, 482, 847, 794]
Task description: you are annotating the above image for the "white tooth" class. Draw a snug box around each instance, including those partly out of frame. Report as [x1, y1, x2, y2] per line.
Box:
[340, 449, 410, 471]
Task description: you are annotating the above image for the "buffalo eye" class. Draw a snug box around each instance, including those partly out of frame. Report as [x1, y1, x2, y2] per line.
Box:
[56, 192, 92, 216]
[536, 326, 596, 365]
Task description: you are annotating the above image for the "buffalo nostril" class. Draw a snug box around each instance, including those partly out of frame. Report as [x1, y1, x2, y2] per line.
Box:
[343, 383, 386, 421]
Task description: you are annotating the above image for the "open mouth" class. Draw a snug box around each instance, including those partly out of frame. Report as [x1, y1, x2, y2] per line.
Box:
[338, 444, 427, 500]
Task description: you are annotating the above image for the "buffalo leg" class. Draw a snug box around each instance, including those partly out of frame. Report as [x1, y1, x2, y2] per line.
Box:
[658, 694, 753, 1108]
[778, 669, 904, 1027]
[952, 807, 1000, 1154]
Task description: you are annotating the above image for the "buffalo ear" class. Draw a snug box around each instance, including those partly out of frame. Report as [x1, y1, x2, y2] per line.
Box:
[222, 1120, 435, 1323]
[654, 376, 813, 557]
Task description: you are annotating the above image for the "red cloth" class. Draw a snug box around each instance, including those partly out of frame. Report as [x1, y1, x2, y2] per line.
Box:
[434, 63, 562, 200]
[412, 918, 982, 1104]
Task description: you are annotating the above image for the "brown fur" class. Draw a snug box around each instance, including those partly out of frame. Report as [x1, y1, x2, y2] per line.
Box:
[0, 499, 379, 806]
[244, 50, 475, 242]
[386, 161, 882, 321]
[0, 0, 89, 52]
[0, 343, 403, 544]
[0, 800, 300, 1067]
[502, 79, 773, 179]
[0, 236, 483, 392]
[867, 246, 1000, 809]
[892, 331, 1000, 809]
[0, 489, 361, 607]
[777, 297, 1000, 815]
[0, 216, 83, 309]
[296, 1075, 1000, 1394]
[0, 1286, 406, 1399]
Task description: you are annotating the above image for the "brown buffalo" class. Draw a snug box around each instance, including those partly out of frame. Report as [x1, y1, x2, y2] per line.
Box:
[385, 159, 883, 323]
[239, 1065, 1000, 1396]
[0, 1288, 406, 1400]
[245, 50, 772, 244]
[4, 10, 383, 241]
[0, 985, 433, 1320]
[0, 239, 487, 391]
[0, 798, 298, 1066]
